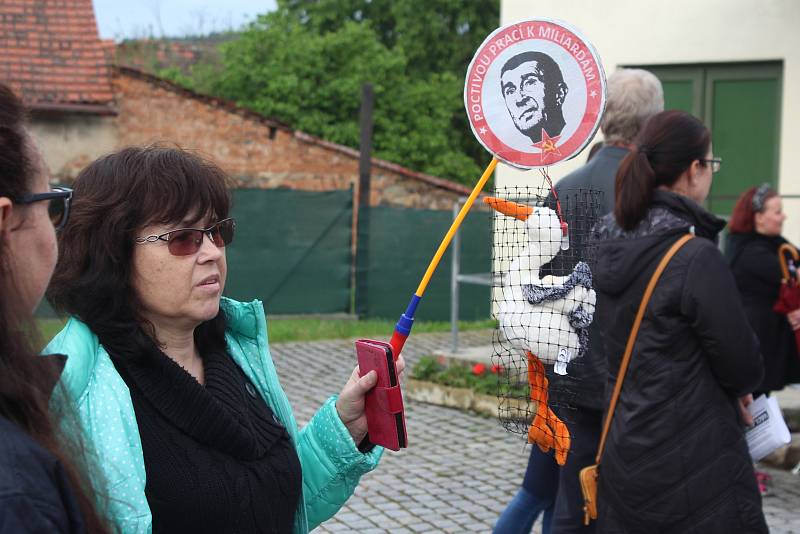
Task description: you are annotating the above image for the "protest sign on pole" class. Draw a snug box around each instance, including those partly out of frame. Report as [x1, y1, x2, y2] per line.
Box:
[465, 18, 606, 169]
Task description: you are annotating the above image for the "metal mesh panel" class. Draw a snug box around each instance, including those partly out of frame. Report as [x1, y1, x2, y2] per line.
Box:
[489, 185, 602, 449]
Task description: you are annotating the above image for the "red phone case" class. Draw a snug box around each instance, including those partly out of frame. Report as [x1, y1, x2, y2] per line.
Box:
[355, 339, 407, 451]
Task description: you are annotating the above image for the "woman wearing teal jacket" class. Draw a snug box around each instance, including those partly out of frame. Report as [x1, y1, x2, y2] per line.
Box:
[45, 146, 398, 533]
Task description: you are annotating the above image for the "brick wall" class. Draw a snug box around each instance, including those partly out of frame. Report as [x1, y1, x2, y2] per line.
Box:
[113, 69, 474, 210]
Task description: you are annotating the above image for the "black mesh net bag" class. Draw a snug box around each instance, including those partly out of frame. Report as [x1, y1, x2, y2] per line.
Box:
[488, 184, 602, 464]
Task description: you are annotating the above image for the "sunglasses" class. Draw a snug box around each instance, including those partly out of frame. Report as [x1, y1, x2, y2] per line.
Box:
[135, 218, 236, 256]
[15, 186, 73, 231]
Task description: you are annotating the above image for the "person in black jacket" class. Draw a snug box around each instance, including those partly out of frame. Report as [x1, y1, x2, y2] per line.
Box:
[0, 84, 108, 533]
[544, 68, 664, 534]
[592, 110, 767, 533]
[726, 185, 800, 394]
[494, 69, 664, 534]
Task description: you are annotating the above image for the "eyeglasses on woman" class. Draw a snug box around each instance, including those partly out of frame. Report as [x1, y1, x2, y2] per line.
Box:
[135, 218, 236, 256]
[14, 186, 73, 230]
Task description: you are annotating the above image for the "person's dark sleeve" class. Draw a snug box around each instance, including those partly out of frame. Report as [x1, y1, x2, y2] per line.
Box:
[0, 494, 67, 533]
[681, 243, 764, 396]
[732, 244, 783, 288]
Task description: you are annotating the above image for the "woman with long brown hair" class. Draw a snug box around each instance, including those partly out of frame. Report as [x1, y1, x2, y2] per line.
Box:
[0, 84, 108, 532]
[592, 110, 766, 532]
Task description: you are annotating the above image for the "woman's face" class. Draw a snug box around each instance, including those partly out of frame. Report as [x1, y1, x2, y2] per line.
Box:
[131, 215, 228, 334]
[755, 196, 785, 237]
[3, 140, 58, 314]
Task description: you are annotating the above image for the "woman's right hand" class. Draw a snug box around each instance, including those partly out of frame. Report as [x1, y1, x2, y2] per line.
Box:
[738, 394, 754, 427]
[335, 354, 405, 446]
[787, 309, 800, 331]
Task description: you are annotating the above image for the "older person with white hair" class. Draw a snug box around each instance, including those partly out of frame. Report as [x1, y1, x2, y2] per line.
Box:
[551, 69, 664, 532]
[548, 67, 664, 533]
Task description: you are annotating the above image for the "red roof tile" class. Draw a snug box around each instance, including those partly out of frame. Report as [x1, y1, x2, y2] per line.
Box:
[0, 0, 114, 111]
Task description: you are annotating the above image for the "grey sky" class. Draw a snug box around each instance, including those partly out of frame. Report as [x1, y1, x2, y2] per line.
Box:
[92, 0, 277, 40]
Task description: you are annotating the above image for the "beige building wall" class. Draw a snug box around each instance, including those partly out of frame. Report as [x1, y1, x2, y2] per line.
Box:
[499, 0, 800, 242]
[29, 115, 118, 181]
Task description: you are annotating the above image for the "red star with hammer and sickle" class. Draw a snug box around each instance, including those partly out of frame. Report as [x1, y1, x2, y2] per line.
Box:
[532, 129, 562, 162]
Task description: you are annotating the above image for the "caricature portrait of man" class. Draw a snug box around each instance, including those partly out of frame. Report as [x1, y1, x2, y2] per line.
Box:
[500, 51, 569, 144]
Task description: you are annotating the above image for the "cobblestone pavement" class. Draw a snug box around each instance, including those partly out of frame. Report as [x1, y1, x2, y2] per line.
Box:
[270, 330, 800, 533]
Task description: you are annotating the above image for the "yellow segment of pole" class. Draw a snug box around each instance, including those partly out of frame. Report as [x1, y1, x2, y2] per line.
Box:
[414, 157, 498, 297]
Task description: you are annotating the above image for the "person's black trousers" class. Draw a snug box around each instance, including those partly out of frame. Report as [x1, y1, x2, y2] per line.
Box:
[551, 407, 603, 533]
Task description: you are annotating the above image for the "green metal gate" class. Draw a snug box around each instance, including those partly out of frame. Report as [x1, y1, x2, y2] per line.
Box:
[637, 62, 782, 214]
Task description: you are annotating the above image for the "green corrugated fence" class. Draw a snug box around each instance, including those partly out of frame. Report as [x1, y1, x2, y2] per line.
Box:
[355, 205, 491, 321]
[224, 188, 353, 314]
[38, 188, 492, 321]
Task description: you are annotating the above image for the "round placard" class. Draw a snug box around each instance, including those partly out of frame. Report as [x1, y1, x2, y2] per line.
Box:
[464, 19, 606, 169]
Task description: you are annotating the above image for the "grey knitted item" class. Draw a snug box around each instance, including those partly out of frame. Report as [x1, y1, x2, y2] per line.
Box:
[522, 261, 593, 303]
[522, 261, 594, 356]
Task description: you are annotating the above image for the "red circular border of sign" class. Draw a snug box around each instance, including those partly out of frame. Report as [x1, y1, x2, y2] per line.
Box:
[465, 19, 606, 169]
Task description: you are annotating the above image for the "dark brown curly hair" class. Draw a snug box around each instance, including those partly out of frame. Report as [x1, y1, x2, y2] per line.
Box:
[47, 145, 231, 364]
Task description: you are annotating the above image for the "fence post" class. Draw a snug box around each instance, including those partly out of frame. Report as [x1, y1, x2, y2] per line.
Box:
[354, 83, 375, 317]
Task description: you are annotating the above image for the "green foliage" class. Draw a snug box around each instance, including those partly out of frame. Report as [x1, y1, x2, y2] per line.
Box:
[410, 355, 445, 381]
[156, 67, 194, 88]
[175, 0, 498, 184]
[214, 18, 406, 150]
[277, 0, 500, 76]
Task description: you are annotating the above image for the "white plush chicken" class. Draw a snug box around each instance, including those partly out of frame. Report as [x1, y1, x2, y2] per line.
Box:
[486, 197, 595, 371]
[485, 196, 596, 465]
